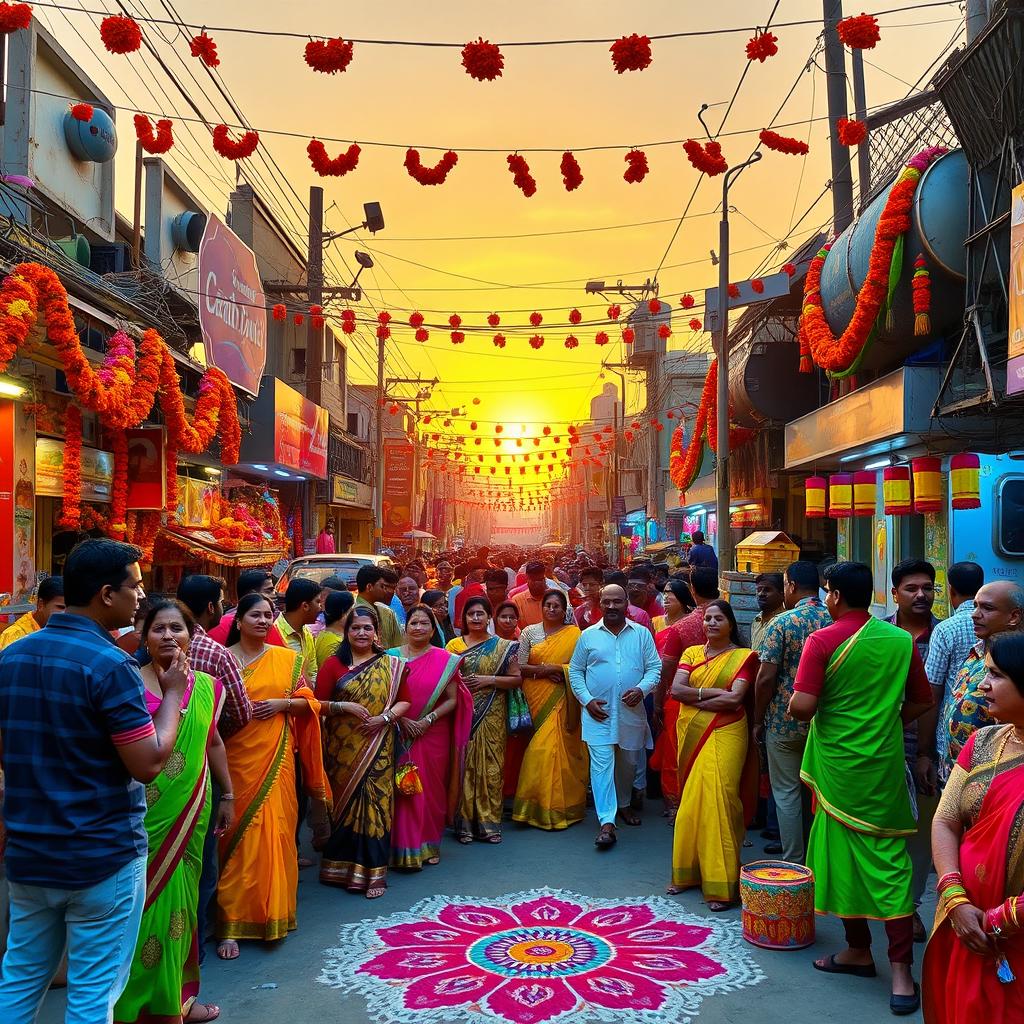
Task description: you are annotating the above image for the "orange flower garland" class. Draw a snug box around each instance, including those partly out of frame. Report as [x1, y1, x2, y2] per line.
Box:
[58, 405, 83, 529]
[110, 428, 129, 539]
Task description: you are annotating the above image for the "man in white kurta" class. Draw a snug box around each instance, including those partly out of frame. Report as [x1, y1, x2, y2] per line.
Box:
[569, 585, 661, 848]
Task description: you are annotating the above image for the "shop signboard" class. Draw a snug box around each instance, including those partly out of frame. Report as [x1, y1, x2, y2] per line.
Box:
[1008, 181, 1024, 396]
[36, 437, 114, 502]
[274, 379, 328, 478]
[125, 427, 165, 510]
[198, 213, 268, 398]
[382, 442, 415, 538]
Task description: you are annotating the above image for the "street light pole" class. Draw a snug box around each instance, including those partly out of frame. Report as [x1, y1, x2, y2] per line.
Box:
[715, 152, 763, 577]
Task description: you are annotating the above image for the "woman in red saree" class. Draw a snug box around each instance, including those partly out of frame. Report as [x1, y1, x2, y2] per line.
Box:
[924, 632, 1024, 1024]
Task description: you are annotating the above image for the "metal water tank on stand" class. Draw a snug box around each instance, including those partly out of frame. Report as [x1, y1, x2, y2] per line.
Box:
[818, 148, 969, 372]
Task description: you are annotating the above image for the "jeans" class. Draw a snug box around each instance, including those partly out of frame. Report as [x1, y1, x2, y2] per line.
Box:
[0, 854, 146, 1024]
[765, 730, 812, 863]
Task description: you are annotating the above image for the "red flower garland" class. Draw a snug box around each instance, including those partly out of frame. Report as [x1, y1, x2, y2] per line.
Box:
[658, 323, 671, 339]
[451, 331, 465, 344]
[304, 37, 354, 74]
[564, 335, 579, 350]
[837, 117, 868, 146]
[340, 309, 356, 334]
[507, 154, 536, 197]
[307, 139, 360, 177]
[622, 327, 635, 345]
[607, 304, 621, 320]
[58, 404, 83, 529]
[647, 299, 660, 314]
[0, 2, 31, 34]
[405, 148, 458, 186]
[680, 293, 695, 308]
[110, 428, 129, 538]
[448, 313, 462, 329]
[782, 263, 797, 276]
[760, 129, 809, 156]
[837, 13, 881, 49]
[189, 31, 219, 67]
[529, 334, 544, 349]
[461, 38, 503, 81]
[272, 303, 287, 321]
[912, 254, 931, 337]
[568, 308, 582, 325]
[727, 283, 740, 299]
[487, 313, 501, 328]
[212, 124, 259, 160]
[415, 328, 429, 342]
[751, 278, 765, 294]
[529, 311, 542, 327]
[409, 311, 424, 328]
[623, 149, 649, 184]
[595, 331, 609, 346]
[134, 114, 173, 154]
[610, 34, 652, 74]
[100, 14, 142, 54]
[683, 139, 728, 176]
[309, 304, 324, 330]
[493, 334, 506, 348]
[293, 313, 304, 326]
[746, 29, 778, 62]
[560, 151, 584, 192]
[70, 103, 93, 122]
[689, 318, 703, 331]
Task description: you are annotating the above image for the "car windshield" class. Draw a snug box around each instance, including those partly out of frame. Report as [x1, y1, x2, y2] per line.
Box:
[285, 557, 392, 590]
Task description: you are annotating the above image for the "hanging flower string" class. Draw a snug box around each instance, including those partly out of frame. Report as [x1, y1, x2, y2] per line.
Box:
[610, 33, 652, 74]
[623, 149, 649, 183]
[683, 139, 728, 176]
[837, 117, 868, 146]
[212, 124, 259, 160]
[745, 29, 778, 62]
[307, 139, 360, 176]
[189, 31, 220, 67]
[912, 254, 931, 337]
[759, 129, 809, 155]
[507, 153, 537, 197]
[304, 37, 354, 74]
[837, 13, 881, 49]
[99, 13, 142, 53]
[58, 405, 83, 529]
[461, 38, 504, 81]
[560, 151, 584, 191]
[134, 114, 174, 154]
[404, 148, 458, 185]
[0, 2, 32, 34]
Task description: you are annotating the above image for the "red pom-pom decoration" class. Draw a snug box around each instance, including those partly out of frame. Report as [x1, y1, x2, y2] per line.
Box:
[377, 324, 391, 340]
[189, 31, 219, 67]
[782, 262, 797, 276]
[623, 149, 649, 184]
[622, 327, 636, 345]
[492, 334, 506, 348]
[307, 139, 360, 177]
[0, 3, 32, 34]
[568, 308, 582, 325]
[405, 149, 458, 186]
[448, 314, 462, 329]
[134, 114, 173, 154]
[272, 304, 287, 322]
[837, 117, 868, 147]
[70, 103, 94, 122]
[560, 151, 583, 192]
[837, 13, 881, 49]
[746, 30, 778, 62]
[461, 38, 503, 81]
[680, 293, 695, 308]
[304, 37, 354, 74]
[564, 335, 579, 350]
[310, 304, 325, 330]
[529, 311, 543, 327]
[610, 33, 652, 74]
[658, 323, 671, 339]
[689, 318, 703, 331]
[409, 312, 425, 328]
[529, 335, 544, 350]
[727, 283, 741, 299]
[595, 331, 609, 346]
[751, 278, 765, 294]
[759, 129, 809, 156]
[507, 154, 537, 197]
[415, 328, 429, 343]
[340, 309, 356, 335]
[212, 124, 259, 160]
[607, 304, 621, 320]
[451, 331, 465, 344]
[683, 139, 728, 176]
[647, 299, 660, 314]
[293, 313, 305, 326]
[487, 313, 501, 328]
[100, 14, 142, 54]
[378, 312, 392, 327]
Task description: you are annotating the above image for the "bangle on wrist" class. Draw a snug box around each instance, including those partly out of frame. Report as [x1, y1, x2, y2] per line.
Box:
[220, 793, 235, 801]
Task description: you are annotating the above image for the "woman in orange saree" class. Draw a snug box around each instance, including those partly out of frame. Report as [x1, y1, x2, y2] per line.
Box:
[216, 593, 328, 960]
[668, 600, 758, 910]
[924, 634, 1024, 1024]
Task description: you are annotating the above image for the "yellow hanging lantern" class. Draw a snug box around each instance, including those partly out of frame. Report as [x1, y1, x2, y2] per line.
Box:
[883, 466, 911, 515]
[912, 456, 942, 513]
[829, 473, 853, 519]
[805, 476, 826, 518]
[950, 453, 981, 510]
[853, 471, 877, 517]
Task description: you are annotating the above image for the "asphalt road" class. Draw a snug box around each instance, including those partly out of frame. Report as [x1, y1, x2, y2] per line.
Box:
[38, 805, 929, 1023]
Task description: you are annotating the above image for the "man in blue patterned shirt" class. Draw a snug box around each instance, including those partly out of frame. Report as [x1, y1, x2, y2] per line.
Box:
[753, 560, 833, 864]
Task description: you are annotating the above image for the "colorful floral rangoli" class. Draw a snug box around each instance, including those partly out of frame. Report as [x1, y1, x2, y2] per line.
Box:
[318, 888, 762, 1024]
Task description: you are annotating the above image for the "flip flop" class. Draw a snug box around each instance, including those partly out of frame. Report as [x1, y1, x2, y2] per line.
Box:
[812, 953, 877, 978]
[595, 827, 617, 848]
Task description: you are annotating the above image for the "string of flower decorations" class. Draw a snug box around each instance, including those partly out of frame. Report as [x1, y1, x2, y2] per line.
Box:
[0, 262, 241, 548]
[797, 146, 946, 377]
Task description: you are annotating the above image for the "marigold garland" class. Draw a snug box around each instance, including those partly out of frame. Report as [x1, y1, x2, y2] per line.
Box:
[507, 154, 537, 197]
[751, 278, 765, 294]
[461, 37, 503, 81]
[683, 139, 728, 176]
[680, 294, 695, 308]
[798, 146, 947, 375]
[529, 311, 542, 327]
[0, 2, 32, 34]
[70, 103, 93, 122]
[272, 303, 287, 321]
[837, 13, 881, 49]
[564, 335, 579, 350]
[912, 254, 931, 337]
[745, 29, 778, 62]
[134, 114, 174, 154]
[623, 149, 649, 184]
[307, 139, 360, 177]
[837, 117, 868, 146]
[99, 14, 142, 54]
[759, 129, 809, 156]
[409, 311, 424, 328]
[189, 31, 219, 67]
[560, 151, 584, 192]
[568, 308, 582, 325]
[622, 327, 635, 344]
[529, 334, 544, 350]
[658, 323, 671, 339]
[595, 331, 609, 346]
[415, 328, 429, 342]
[58, 404, 83, 530]
[492, 334, 506, 348]
[212, 124, 259, 160]
[610, 34, 652, 74]
[607, 304, 621, 320]
[405, 148, 458, 186]
[782, 262, 796, 276]
[110, 429, 129, 539]
[487, 312, 501, 328]
[304, 37, 354, 74]
[689, 318, 703, 331]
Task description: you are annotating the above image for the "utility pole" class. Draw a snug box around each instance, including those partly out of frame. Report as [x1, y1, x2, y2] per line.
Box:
[602, 361, 630, 561]
[374, 333, 386, 553]
[822, 0, 855, 233]
[849, 48, 871, 205]
[306, 186, 324, 406]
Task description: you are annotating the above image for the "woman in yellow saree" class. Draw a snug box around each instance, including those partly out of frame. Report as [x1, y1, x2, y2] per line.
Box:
[446, 596, 520, 844]
[668, 600, 759, 910]
[216, 593, 329, 960]
[513, 590, 587, 830]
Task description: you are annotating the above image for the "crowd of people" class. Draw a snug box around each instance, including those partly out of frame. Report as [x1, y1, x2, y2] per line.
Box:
[0, 536, 1021, 1022]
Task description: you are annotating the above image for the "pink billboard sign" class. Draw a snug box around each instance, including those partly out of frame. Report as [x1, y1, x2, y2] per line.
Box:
[198, 213, 267, 398]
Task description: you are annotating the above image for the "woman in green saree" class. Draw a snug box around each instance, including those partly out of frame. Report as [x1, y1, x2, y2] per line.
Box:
[445, 596, 520, 844]
[115, 599, 233, 1024]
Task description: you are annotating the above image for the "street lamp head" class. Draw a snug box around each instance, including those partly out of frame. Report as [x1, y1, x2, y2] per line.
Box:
[363, 202, 385, 233]
[355, 250, 374, 269]
[585, 281, 606, 294]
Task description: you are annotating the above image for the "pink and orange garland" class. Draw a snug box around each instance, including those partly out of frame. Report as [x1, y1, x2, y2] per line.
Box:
[798, 146, 946, 376]
[0, 262, 241, 551]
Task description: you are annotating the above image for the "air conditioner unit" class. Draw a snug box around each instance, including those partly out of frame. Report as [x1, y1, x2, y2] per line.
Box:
[90, 243, 132, 276]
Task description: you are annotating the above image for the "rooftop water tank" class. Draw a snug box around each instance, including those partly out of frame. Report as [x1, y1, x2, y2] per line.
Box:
[819, 148, 968, 371]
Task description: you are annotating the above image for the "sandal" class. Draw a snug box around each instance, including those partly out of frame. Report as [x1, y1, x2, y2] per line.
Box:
[486, 834, 503, 844]
[366, 886, 387, 900]
[812, 953, 877, 978]
[665, 885, 686, 895]
[425, 856, 441, 866]
[706, 900, 733, 912]
[186, 1004, 221, 1023]
[457, 835, 473, 845]
[216, 940, 239, 961]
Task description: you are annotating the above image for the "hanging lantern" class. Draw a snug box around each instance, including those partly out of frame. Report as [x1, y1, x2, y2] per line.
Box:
[950, 453, 981, 510]
[912, 456, 943, 513]
[883, 466, 912, 515]
[805, 476, 826, 518]
[828, 474, 853, 518]
[852, 471, 876, 517]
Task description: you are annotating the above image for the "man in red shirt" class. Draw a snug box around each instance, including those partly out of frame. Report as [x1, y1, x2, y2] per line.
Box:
[207, 569, 285, 647]
[790, 561, 932, 1017]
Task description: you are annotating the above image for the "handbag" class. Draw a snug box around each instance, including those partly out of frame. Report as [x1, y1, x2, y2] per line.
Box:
[395, 762, 423, 796]
[507, 687, 533, 735]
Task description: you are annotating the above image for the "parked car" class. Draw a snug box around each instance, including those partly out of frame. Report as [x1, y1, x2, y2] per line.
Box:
[275, 553, 394, 593]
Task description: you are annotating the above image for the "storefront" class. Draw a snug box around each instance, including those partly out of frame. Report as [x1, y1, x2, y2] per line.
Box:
[326, 473, 374, 552]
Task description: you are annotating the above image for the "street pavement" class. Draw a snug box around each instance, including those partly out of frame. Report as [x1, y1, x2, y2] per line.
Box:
[38, 805, 929, 1023]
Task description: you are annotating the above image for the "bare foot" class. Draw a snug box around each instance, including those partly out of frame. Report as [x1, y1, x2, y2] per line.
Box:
[216, 940, 240, 961]
[186, 1003, 221, 1022]
[425, 856, 440, 866]
[366, 886, 387, 900]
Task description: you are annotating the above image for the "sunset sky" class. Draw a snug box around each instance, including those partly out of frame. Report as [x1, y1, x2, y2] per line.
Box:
[39, 1, 961, 446]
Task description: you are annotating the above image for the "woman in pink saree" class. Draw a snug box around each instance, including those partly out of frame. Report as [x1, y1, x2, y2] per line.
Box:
[388, 604, 471, 869]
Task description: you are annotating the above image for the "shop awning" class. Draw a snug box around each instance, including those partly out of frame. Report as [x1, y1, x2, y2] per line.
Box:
[156, 526, 287, 567]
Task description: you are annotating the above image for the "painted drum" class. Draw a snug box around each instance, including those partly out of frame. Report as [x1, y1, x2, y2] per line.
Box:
[740, 860, 815, 951]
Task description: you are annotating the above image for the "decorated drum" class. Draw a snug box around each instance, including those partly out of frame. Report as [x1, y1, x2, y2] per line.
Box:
[740, 860, 815, 950]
